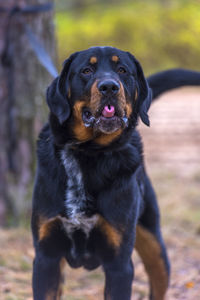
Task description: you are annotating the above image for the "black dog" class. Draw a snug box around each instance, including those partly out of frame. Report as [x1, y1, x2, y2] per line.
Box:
[32, 46, 200, 300]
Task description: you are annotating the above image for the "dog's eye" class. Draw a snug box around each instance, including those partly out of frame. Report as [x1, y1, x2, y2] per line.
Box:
[82, 67, 93, 75]
[117, 67, 127, 74]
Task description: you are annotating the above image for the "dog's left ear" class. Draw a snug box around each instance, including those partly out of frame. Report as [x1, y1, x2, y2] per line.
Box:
[46, 52, 78, 124]
[127, 52, 152, 126]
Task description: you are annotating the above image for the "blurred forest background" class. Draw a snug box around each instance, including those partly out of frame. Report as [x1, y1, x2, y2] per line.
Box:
[0, 0, 200, 299]
[56, 0, 200, 73]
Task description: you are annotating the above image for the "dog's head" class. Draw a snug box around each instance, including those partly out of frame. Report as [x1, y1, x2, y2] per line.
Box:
[47, 47, 152, 146]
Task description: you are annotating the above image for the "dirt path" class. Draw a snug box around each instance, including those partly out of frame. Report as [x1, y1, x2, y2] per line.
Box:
[0, 88, 200, 300]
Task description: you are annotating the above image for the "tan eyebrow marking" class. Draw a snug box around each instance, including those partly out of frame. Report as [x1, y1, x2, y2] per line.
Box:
[112, 55, 119, 62]
[90, 56, 97, 64]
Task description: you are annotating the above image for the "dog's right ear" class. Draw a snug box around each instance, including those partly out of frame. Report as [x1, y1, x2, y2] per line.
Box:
[127, 52, 152, 126]
[46, 52, 78, 124]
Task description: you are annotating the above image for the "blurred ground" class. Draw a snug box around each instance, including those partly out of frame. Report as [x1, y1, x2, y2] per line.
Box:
[0, 88, 200, 300]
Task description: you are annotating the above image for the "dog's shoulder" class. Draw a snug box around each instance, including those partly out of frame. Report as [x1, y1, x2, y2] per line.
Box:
[36, 123, 52, 159]
[36, 123, 62, 167]
[33, 123, 67, 213]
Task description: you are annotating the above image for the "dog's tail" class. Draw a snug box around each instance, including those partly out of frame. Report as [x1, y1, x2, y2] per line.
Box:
[147, 68, 200, 101]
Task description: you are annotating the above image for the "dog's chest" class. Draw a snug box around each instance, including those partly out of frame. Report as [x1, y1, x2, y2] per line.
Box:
[60, 147, 97, 236]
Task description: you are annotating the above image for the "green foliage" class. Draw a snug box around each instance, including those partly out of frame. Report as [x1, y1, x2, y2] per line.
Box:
[55, 0, 200, 74]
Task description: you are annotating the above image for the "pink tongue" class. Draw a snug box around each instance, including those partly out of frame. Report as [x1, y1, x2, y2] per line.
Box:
[102, 105, 115, 118]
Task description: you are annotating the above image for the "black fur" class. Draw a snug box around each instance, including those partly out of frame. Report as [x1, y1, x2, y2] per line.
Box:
[46, 53, 78, 124]
[32, 47, 200, 300]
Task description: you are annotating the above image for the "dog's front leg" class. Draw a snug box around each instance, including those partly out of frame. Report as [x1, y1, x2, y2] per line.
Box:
[103, 259, 134, 300]
[32, 252, 65, 300]
[93, 216, 135, 300]
[32, 216, 68, 300]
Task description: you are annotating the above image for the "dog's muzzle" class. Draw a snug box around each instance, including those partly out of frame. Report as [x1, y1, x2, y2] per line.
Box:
[82, 78, 128, 134]
[82, 105, 128, 134]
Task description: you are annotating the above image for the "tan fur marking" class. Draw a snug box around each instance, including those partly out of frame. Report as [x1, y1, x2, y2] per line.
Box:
[46, 290, 62, 300]
[95, 129, 122, 145]
[97, 216, 122, 249]
[126, 102, 132, 117]
[39, 216, 62, 241]
[135, 88, 138, 101]
[73, 101, 93, 142]
[135, 225, 169, 300]
[60, 257, 66, 272]
[112, 55, 119, 62]
[46, 291, 55, 300]
[45, 257, 66, 300]
[90, 80, 127, 118]
[73, 100, 87, 117]
[67, 87, 71, 99]
[90, 81, 102, 114]
[117, 82, 132, 117]
[117, 82, 126, 110]
[57, 258, 66, 299]
[90, 56, 97, 64]
[90, 81, 128, 145]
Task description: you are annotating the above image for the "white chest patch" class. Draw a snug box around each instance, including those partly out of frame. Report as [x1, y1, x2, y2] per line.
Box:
[60, 146, 97, 236]
[61, 214, 99, 237]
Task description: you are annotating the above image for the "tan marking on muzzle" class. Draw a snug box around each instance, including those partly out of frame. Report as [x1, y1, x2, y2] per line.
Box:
[117, 82, 132, 117]
[73, 100, 93, 142]
[90, 80, 102, 115]
[90, 80, 127, 116]
[126, 102, 132, 117]
[117, 81, 127, 112]
[90, 80, 129, 145]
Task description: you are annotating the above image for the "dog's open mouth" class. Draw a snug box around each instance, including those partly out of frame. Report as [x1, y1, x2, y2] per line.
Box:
[82, 105, 128, 134]
[102, 105, 115, 118]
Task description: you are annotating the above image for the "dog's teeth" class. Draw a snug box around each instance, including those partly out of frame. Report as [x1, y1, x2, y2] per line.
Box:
[83, 117, 95, 128]
[84, 123, 91, 127]
[122, 116, 128, 124]
[122, 116, 128, 127]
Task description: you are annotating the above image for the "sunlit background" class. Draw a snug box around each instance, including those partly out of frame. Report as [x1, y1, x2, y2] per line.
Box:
[55, 0, 200, 74]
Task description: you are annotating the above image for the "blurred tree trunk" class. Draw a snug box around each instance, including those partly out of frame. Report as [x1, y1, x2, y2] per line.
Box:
[0, 0, 56, 225]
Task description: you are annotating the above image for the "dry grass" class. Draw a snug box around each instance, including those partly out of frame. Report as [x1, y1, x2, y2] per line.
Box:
[0, 88, 200, 299]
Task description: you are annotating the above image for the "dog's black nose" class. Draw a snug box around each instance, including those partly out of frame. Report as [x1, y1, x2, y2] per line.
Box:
[98, 79, 120, 96]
